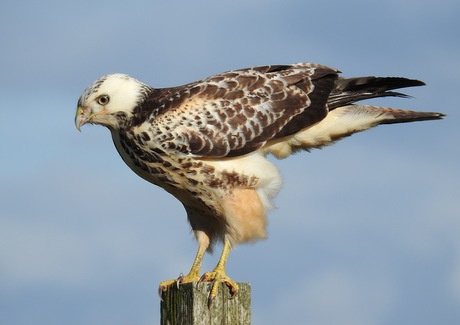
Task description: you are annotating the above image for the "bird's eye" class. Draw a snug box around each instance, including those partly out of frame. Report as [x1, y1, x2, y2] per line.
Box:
[97, 95, 110, 106]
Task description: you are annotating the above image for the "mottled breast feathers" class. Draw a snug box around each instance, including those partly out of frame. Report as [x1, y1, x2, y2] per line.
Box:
[128, 63, 339, 158]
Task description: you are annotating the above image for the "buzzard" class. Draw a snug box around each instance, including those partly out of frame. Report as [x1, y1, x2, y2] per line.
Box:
[75, 62, 443, 306]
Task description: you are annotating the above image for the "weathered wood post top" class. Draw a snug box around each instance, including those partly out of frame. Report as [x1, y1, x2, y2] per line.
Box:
[160, 282, 251, 325]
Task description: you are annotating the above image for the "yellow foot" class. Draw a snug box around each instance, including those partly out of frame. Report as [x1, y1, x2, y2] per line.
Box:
[198, 270, 239, 308]
[158, 273, 201, 298]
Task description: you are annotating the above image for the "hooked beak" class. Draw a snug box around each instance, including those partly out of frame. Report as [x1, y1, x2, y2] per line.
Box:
[75, 106, 88, 132]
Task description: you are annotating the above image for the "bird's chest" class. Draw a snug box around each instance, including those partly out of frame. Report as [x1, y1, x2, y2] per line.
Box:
[112, 131, 182, 188]
[111, 130, 259, 215]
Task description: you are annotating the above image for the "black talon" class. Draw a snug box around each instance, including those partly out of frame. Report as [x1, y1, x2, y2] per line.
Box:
[176, 273, 185, 289]
[207, 294, 214, 309]
[229, 289, 238, 300]
[197, 274, 207, 286]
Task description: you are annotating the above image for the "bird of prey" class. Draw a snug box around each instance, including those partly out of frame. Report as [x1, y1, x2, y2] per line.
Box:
[75, 62, 443, 305]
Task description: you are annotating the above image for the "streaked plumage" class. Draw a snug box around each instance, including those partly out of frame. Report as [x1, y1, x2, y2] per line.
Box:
[75, 62, 443, 304]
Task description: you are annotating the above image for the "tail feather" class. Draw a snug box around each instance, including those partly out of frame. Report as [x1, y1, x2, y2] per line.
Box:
[332, 104, 444, 124]
[263, 104, 444, 159]
[375, 107, 445, 124]
[328, 76, 426, 109]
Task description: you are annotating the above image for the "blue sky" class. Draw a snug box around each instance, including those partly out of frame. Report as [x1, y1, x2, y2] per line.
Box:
[1, 1, 459, 324]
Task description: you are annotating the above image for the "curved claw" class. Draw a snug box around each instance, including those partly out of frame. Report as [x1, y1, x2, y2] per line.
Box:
[198, 272, 210, 284]
[176, 273, 184, 289]
[196, 272, 212, 289]
[229, 286, 239, 299]
[207, 293, 215, 309]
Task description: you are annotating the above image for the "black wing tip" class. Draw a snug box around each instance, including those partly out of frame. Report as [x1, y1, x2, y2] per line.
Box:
[384, 77, 426, 88]
[338, 76, 426, 92]
[329, 76, 428, 109]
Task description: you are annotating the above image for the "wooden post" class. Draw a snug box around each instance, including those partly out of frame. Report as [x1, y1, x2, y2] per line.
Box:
[160, 282, 251, 325]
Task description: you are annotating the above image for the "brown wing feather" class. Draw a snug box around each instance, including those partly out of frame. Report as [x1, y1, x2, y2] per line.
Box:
[143, 63, 339, 157]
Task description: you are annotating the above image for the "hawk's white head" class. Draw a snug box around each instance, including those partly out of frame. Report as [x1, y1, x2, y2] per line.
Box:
[75, 73, 149, 131]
